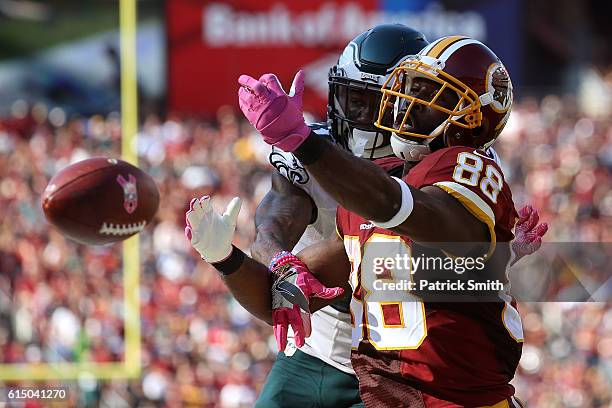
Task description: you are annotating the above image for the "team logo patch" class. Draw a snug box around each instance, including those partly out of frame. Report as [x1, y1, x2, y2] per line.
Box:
[116, 174, 138, 214]
[486, 63, 512, 113]
[269, 149, 309, 185]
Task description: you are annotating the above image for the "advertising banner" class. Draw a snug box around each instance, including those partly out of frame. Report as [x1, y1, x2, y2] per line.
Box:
[167, 0, 520, 117]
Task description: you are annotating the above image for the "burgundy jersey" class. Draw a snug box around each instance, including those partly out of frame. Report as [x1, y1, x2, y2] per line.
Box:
[336, 146, 523, 407]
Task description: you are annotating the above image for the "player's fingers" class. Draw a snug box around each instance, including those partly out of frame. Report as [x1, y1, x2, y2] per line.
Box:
[517, 204, 534, 225]
[185, 208, 193, 227]
[259, 73, 285, 95]
[315, 286, 344, 300]
[289, 306, 306, 347]
[238, 87, 253, 111]
[274, 323, 287, 352]
[186, 209, 201, 228]
[237, 74, 258, 90]
[199, 195, 212, 213]
[223, 197, 242, 226]
[289, 70, 305, 103]
[300, 309, 312, 338]
[534, 222, 548, 238]
[302, 274, 344, 299]
[528, 208, 540, 230]
[184, 226, 192, 241]
[519, 207, 537, 232]
[517, 205, 530, 225]
[272, 309, 288, 351]
[238, 75, 268, 96]
[189, 197, 198, 211]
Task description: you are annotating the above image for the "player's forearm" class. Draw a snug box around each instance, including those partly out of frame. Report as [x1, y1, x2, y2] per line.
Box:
[251, 210, 307, 265]
[251, 174, 314, 264]
[218, 254, 274, 325]
[293, 135, 489, 251]
[294, 237, 352, 313]
[250, 234, 285, 266]
[391, 185, 489, 254]
[294, 134, 401, 222]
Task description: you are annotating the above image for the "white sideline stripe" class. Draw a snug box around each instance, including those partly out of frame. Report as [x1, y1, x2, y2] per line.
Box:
[99, 221, 146, 236]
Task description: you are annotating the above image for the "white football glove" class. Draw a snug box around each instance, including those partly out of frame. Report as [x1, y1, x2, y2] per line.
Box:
[185, 195, 242, 263]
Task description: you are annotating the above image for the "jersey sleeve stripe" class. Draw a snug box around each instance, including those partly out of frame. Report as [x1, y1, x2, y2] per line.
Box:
[433, 181, 497, 258]
[335, 208, 344, 239]
[335, 223, 343, 239]
[485, 147, 502, 167]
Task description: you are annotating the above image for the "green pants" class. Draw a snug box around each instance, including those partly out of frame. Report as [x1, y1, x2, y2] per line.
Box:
[255, 349, 363, 408]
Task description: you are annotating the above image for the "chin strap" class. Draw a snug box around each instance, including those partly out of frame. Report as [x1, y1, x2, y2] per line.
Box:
[363, 144, 395, 159]
[390, 133, 432, 161]
[349, 128, 394, 159]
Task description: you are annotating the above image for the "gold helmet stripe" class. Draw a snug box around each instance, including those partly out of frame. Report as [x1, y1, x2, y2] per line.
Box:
[424, 35, 467, 59]
[438, 38, 481, 62]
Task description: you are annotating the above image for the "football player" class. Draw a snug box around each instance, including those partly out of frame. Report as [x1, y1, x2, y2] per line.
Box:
[251, 24, 429, 408]
[234, 36, 543, 406]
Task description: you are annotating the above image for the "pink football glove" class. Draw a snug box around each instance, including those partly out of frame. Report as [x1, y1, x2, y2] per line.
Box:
[272, 304, 312, 352]
[269, 251, 344, 351]
[237, 70, 310, 152]
[511, 205, 548, 266]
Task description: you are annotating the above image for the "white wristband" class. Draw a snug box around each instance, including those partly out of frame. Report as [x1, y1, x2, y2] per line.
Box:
[371, 177, 414, 229]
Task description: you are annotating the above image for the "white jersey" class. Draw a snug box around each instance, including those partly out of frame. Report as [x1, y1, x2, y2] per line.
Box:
[269, 123, 354, 374]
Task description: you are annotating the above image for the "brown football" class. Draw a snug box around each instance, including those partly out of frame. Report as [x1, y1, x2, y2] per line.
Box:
[42, 157, 160, 245]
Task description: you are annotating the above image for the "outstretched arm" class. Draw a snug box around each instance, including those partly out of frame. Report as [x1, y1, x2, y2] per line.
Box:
[185, 195, 346, 331]
[188, 172, 314, 324]
[203, 235, 349, 324]
[237, 71, 488, 255]
[219, 255, 274, 324]
[184, 172, 314, 325]
[185, 196, 274, 324]
[294, 136, 489, 254]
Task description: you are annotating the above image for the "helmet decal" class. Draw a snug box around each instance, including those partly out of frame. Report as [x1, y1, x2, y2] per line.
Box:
[486, 62, 513, 113]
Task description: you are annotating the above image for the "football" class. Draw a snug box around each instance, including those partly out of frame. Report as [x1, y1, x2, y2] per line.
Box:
[42, 157, 160, 245]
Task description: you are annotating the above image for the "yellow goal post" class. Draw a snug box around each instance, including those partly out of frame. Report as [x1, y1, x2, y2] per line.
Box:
[0, 0, 141, 381]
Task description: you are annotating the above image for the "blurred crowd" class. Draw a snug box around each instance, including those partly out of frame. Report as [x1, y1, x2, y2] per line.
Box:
[0, 98, 610, 407]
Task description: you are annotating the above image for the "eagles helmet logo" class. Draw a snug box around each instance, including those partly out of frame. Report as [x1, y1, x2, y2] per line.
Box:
[269, 148, 310, 185]
[487, 63, 512, 113]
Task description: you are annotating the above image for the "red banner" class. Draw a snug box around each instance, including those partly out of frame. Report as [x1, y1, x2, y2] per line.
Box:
[166, 0, 376, 118]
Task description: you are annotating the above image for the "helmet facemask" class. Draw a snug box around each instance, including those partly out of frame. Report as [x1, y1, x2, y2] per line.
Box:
[328, 69, 394, 159]
[327, 24, 431, 159]
[375, 56, 484, 160]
